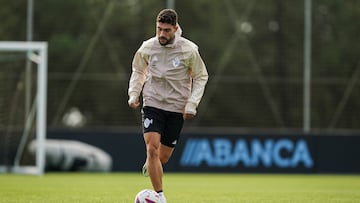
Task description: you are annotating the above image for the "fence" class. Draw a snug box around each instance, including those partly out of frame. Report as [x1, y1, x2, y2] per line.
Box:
[1, 0, 359, 132]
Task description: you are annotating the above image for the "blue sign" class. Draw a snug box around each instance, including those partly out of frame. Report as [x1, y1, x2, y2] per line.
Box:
[180, 138, 314, 169]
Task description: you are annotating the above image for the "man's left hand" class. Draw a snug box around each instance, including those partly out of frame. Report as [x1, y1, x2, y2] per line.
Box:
[183, 113, 194, 120]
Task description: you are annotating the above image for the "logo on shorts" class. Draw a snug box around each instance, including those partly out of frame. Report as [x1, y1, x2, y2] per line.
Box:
[144, 118, 153, 128]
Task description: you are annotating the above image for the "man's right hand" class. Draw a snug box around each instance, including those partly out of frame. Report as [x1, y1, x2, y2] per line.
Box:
[128, 96, 140, 109]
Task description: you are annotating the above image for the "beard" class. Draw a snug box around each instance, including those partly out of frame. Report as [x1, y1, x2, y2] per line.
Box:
[158, 36, 173, 46]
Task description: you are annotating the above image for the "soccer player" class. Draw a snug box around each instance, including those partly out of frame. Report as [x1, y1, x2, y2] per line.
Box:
[127, 8, 208, 203]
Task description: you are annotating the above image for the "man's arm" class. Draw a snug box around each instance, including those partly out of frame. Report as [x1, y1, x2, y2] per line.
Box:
[128, 51, 147, 109]
[184, 49, 208, 116]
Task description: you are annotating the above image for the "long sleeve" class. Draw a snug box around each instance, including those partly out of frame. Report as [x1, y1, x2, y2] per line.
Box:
[128, 51, 148, 100]
[185, 49, 208, 115]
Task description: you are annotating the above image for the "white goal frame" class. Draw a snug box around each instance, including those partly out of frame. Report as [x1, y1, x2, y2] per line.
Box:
[0, 41, 47, 175]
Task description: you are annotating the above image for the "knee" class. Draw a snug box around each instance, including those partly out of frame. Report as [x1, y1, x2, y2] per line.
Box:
[146, 144, 159, 160]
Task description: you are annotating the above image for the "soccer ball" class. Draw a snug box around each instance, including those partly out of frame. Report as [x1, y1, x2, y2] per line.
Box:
[134, 189, 161, 203]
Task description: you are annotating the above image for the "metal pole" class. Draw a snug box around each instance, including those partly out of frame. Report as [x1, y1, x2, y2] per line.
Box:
[26, 0, 33, 44]
[37, 43, 47, 175]
[303, 0, 312, 133]
[167, 0, 175, 9]
[25, 0, 34, 120]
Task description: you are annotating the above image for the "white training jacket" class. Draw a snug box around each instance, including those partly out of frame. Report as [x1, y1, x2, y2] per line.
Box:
[128, 25, 208, 115]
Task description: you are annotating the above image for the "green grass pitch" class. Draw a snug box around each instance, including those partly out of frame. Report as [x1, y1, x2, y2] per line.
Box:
[0, 173, 359, 202]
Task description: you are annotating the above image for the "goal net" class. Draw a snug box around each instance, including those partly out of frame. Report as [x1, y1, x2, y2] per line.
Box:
[0, 41, 47, 175]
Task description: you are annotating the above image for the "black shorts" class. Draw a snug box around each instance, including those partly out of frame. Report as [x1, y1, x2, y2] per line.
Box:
[141, 106, 184, 148]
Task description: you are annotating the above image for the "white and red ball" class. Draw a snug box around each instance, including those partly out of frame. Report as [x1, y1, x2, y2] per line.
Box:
[134, 189, 161, 203]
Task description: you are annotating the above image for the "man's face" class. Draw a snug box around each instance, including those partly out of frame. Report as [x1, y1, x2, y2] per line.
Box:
[156, 22, 178, 46]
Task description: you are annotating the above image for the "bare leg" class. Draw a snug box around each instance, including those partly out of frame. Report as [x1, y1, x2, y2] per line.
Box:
[144, 132, 162, 191]
[159, 144, 174, 164]
[144, 132, 174, 192]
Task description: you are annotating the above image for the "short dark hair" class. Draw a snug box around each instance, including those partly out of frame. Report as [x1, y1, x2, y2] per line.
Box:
[157, 9, 178, 26]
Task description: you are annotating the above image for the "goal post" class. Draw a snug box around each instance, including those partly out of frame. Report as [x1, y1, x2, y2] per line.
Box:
[0, 41, 47, 175]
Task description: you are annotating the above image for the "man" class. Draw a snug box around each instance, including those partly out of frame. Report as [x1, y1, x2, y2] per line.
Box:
[128, 9, 208, 203]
